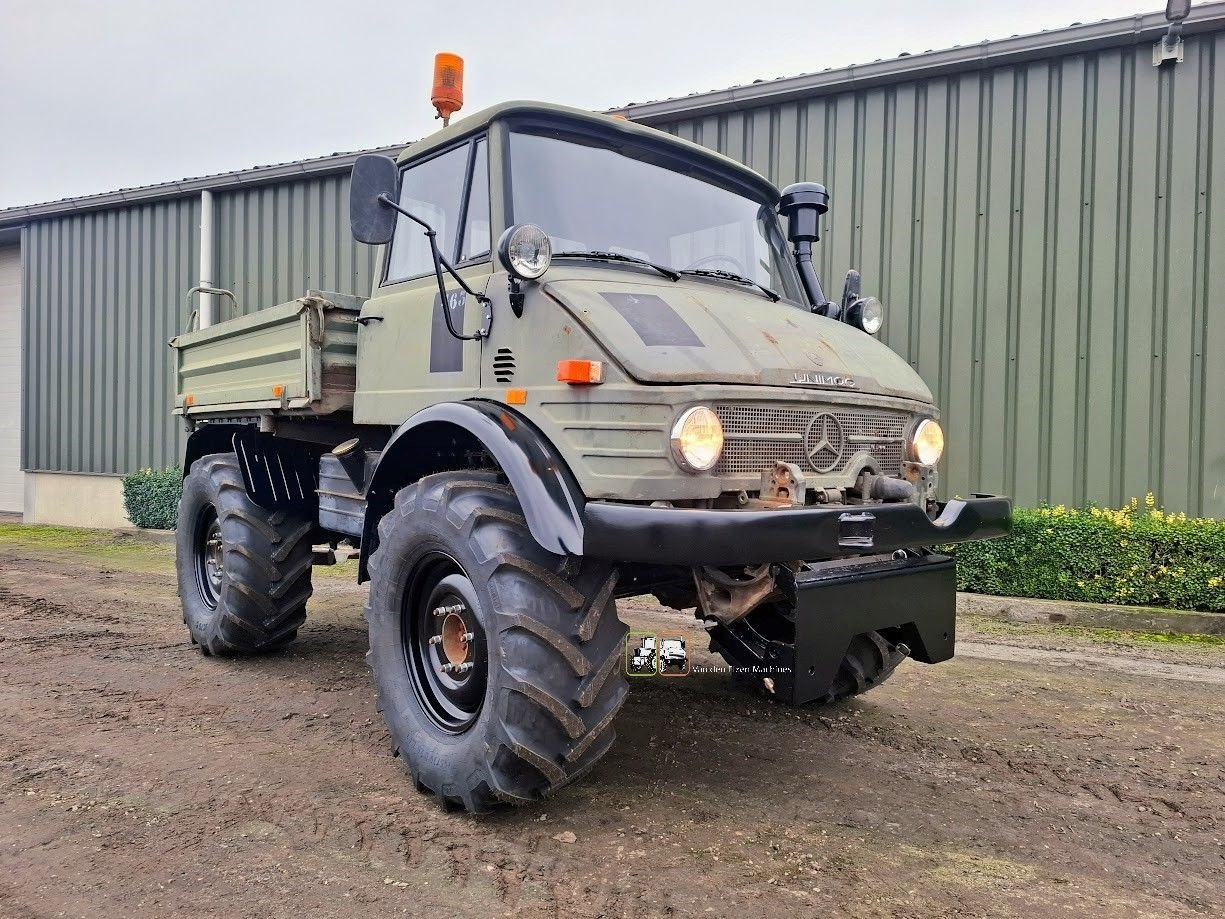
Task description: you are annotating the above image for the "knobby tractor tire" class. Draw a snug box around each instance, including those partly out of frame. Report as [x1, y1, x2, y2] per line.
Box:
[175, 453, 314, 656]
[365, 471, 628, 814]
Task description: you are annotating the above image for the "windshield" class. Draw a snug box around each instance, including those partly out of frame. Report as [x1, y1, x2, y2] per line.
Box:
[507, 129, 804, 303]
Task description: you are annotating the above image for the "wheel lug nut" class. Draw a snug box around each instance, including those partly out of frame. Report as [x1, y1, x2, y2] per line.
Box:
[461, 632, 475, 642]
[428, 635, 442, 646]
[432, 603, 465, 617]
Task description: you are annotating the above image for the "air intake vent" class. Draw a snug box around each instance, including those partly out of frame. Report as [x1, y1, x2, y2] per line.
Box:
[493, 348, 516, 383]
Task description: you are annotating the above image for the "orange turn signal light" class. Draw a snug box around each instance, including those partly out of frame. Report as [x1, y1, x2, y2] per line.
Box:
[183, 394, 195, 407]
[505, 388, 528, 405]
[557, 359, 604, 385]
[432, 52, 464, 123]
[272, 384, 285, 398]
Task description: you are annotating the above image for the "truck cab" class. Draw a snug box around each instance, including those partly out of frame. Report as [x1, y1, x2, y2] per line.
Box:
[355, 102, 937, 506]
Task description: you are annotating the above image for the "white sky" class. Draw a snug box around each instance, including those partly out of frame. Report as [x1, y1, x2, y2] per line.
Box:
[0, 0, 1168, 209]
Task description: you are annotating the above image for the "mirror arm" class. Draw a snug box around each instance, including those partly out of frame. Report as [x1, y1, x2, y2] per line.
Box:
[377, 193, 492, 341]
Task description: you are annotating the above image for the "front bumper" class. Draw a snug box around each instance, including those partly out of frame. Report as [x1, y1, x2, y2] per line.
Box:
[583, 494, 1011, 565]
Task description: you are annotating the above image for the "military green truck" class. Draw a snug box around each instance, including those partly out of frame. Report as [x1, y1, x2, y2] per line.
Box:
[169, 101, 1011, 813]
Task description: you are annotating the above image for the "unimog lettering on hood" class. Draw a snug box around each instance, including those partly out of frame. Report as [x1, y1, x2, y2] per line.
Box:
[791, 372, 856, 388]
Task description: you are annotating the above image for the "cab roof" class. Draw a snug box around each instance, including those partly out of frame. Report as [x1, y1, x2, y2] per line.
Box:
[395, 100, 780, 203]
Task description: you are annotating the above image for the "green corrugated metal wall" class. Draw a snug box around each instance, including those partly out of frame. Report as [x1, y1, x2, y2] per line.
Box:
[645, 32, 1225, 517]
[20, 174, 378, 475]
[23, 200, 198, 474]
[214, 173, 379, 316]
[18, 28, 1225, 516]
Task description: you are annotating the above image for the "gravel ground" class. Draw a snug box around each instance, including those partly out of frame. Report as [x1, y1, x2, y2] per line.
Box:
[1, 527, 1222, 918]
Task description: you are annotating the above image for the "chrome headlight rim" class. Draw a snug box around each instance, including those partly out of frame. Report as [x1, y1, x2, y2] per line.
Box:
[669, 405, 724, 473]
[496, 223, 552, 280]
[846, 296, 884, 335]
[907, 417, 945, 466]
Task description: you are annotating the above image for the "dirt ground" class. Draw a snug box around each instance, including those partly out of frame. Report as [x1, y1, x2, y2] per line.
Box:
[1, 527, 1223, 919]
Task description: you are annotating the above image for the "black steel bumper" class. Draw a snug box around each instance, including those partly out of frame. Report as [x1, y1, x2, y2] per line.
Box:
[582, 494, 1011, 566]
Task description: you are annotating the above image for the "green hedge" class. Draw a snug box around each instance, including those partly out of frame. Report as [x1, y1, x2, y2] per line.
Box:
[122, 466, 182, 530]
[946, 496, 1225, 613]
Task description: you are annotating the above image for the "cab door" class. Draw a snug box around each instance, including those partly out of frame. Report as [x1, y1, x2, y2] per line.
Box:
[354, 136, 492, 424]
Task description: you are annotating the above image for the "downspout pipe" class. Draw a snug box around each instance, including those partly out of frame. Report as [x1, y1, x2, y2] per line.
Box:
[199, 189, 215, 328]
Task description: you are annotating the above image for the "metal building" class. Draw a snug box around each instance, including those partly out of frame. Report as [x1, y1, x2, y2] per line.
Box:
[0, 4, 1222, 526]
[0, 148, 395, 525]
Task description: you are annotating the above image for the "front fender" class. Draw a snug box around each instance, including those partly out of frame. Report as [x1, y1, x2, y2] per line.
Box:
[359, 401, 586, 579]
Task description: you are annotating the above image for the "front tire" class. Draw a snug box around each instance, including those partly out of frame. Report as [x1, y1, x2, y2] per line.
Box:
[175, 453, 314, 655]
[365, 471, 628, 813]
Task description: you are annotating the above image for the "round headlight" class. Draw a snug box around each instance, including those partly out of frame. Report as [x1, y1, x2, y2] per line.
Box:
[497, 224, 551, 280]
[847, 296, 884, 335]
[670, 406, 724, 472]
[910, 418, 945, 466]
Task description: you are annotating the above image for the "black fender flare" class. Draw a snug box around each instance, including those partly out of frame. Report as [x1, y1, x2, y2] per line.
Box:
[359, 401, 587, 579]
[182, 423, 249, 475]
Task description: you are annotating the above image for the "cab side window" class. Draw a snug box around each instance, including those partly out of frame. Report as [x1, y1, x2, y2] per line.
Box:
[384, 137, 491, 284]
[385, 144, 469, 283]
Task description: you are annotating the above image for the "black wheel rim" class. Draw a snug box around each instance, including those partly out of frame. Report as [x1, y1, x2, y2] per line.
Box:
[402, 553, 487, 734]
[194, 506, 223, 610]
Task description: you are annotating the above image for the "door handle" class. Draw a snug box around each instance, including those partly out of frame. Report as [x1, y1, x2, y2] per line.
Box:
[356, 315, 384, 326]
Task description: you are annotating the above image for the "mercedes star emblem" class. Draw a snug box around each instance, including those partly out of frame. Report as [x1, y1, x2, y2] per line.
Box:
[803, 412, 846, 473]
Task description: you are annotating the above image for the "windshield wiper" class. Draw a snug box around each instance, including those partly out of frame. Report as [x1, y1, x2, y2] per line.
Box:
[679, 268, 781, 302]
[553, 250, 680, 282]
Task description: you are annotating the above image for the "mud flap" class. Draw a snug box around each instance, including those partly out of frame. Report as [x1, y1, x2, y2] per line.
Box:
[709, 554, 956, 705]
[232, 427, 318, 510]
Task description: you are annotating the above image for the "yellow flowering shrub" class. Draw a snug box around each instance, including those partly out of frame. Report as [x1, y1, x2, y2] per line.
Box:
[945, 494, 1225, 612]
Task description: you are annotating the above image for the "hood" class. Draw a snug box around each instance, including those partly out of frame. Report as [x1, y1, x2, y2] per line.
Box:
[542, 272, 933, 403]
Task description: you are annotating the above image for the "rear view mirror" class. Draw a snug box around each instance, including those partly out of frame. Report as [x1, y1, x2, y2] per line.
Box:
[350, 154, 399, 245]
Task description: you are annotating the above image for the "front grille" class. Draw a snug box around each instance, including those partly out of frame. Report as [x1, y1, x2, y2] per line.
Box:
[713, 404, 908, 478]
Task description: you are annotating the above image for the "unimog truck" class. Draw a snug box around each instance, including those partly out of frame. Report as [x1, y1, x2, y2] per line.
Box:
[170, 98, 1011, 813]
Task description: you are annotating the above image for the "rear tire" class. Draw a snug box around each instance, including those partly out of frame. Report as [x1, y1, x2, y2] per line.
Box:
[365, 471, 628, 814]
[175, 453, 314, 655]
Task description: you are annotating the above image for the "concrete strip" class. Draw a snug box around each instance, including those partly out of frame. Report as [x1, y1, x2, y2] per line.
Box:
[957, 640, 1225, 686]
[24, 472, 129, 528]
[958, 592, 1225, 637]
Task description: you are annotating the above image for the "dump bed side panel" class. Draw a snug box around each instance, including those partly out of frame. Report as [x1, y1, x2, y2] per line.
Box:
[171, 293, 360, 417]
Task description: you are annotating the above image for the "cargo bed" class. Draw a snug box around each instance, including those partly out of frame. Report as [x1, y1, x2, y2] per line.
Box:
[170, 291, 362, 418]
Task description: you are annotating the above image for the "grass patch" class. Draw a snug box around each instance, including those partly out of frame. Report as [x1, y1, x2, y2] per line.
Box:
[0, 523, 174, 572]
[0, 523, 152, 550]
[961, 613, 1225, 648]
[313, 558, 361, 580]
